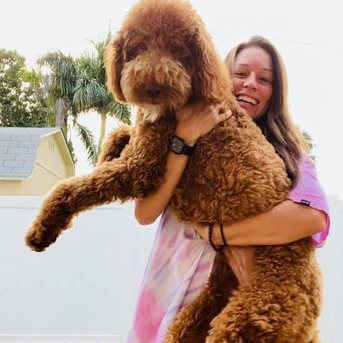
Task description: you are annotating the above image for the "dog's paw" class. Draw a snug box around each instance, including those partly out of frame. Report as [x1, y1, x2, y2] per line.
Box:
[25, 223, 60, 252]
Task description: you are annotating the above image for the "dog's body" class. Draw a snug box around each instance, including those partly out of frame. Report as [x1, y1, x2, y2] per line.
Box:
[25, 0, 322, 342]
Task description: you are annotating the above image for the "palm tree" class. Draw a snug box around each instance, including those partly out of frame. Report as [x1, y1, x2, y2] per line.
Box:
[38, 52, 77, 128]
[73, 34, 131, 154]
[38, 34, 131, 165]
[37, 52, 97, 163]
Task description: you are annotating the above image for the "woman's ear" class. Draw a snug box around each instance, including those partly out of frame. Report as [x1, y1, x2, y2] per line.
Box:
[105, 31, 126, 102]
[190, 28, 232, 102]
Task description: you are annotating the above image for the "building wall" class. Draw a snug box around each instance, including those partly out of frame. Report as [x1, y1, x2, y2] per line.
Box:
[37, 134, 74, 179]
[0, 195, 342, 343]
[0, 135, 74, 196]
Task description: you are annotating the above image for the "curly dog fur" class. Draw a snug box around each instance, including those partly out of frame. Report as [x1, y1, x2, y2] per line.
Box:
[25, 0, 322, 341]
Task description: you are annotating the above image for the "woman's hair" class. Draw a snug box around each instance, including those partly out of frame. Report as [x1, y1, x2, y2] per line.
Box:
[225, 36, 308, 187]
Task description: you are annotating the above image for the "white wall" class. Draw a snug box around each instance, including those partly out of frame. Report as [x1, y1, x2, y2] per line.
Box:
[0, 197, 157, 343]
[0, 195, 342, 343]
[317, 195, 343, 343]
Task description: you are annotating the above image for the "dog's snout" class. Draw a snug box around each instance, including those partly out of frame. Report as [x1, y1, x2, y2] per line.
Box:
[145, 84, 163, 98]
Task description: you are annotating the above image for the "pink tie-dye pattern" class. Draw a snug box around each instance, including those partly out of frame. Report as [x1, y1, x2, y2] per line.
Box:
[126, 212, 215, 343]
[134, 289, 163, 341]
[127, 154, 330, 343]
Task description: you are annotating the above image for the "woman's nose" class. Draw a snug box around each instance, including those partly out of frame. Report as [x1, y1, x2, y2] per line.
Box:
[243, 75, 257, 89]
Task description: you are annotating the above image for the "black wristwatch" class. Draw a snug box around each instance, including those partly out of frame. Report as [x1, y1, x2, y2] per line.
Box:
[169, 135, 195, 155]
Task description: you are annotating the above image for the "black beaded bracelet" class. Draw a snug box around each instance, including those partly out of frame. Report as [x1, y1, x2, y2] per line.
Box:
[208, 224, 223, 252]
[220, 224, 228, 246]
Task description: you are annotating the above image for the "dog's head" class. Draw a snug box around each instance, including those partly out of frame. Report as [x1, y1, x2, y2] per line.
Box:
[105, 0, 232, 122]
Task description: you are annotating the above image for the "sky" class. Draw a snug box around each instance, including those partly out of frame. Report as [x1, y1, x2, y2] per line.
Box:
[1, 0, 342, 199]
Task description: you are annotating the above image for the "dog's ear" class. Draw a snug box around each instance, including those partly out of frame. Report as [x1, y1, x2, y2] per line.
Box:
[190, 28, 232, 102]
[105, 32, 126, 102]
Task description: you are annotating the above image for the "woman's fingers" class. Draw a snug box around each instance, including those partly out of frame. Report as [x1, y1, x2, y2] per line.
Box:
[216, 109, 232, 123]
[175, 103, 233, 143]
[209, 103, 232, 123]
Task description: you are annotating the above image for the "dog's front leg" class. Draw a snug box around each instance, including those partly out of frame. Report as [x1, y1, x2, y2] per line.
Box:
[25, 123, 172, 251]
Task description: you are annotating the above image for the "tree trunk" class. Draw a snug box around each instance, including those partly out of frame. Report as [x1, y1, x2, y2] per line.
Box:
[55, 98, 67, 128]
[98, 112, 107, 154]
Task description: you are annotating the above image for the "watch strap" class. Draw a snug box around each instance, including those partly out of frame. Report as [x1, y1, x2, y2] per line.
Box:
[169, 135, 195, 155]
[181, 142, 195, 155]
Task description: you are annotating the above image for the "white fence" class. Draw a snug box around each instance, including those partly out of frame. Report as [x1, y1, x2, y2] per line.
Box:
[0, 197, 157, 343]
[0, 195, 342, 343]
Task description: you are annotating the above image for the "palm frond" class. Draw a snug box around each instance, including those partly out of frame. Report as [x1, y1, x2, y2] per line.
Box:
[73, 71, 108, 111]
[73, 121, 98, 165]
[107, 101, 131, 124]
[77, 54, 102, 80]
[88, 35, 111, 85]
[38, 51, 77, 98]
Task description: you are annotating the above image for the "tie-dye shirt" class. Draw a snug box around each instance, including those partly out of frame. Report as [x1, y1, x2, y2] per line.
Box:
[126, 154, 330, 343]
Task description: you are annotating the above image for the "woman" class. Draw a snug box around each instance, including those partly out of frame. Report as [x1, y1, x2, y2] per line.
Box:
[127, 36, 330, 343]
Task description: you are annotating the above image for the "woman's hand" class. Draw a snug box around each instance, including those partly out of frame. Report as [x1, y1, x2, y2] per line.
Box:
[223, 246, 256, 285]
[175, 102, 232, 145]
[194, 224, 256, 285]
[193, 223, 227, 246]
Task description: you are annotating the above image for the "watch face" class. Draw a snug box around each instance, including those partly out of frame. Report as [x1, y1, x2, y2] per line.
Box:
[170, 136, 184, 153]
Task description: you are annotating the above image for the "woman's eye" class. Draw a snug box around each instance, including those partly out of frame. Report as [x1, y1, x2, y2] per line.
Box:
[259, 77, 272, 84]
[233, 71, 246, 77]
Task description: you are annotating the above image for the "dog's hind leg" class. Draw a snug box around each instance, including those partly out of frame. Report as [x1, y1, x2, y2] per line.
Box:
[165, 254, 238, 343]
[206, 269, 319, 343]
[97, 124, 132, 164]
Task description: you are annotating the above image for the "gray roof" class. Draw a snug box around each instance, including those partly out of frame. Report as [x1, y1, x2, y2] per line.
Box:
[0, 127, 61, 179]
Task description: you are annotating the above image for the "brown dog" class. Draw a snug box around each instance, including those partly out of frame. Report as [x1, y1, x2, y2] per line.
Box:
[25, 0, 322, 342]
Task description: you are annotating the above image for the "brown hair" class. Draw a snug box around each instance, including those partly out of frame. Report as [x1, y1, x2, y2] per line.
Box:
[225, 36, 308, 187]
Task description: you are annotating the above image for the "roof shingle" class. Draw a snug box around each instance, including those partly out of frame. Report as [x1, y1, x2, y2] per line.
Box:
[0, 127, 60, 179]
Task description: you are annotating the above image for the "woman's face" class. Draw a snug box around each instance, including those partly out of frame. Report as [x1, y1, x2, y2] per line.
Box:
[231, 46, 273, 121]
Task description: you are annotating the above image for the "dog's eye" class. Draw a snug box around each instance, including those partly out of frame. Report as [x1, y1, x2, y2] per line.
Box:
[126, 48, 137, 61]
[170, 43, 179, 54]
[138, 42, 147, 51]
[124, 42, 147, 62]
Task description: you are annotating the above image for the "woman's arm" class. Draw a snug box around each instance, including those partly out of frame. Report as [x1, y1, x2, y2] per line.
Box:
[210, 200, 327, 246]
[135, 103, 231, 225]
[196, 153, 329, 247]
[195, 200, 326, 246]
[134, 152, 189, 224]
[195, 200, 327, 284]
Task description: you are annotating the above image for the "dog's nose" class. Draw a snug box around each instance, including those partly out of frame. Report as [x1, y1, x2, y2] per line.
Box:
[145, 85, 163, 98]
